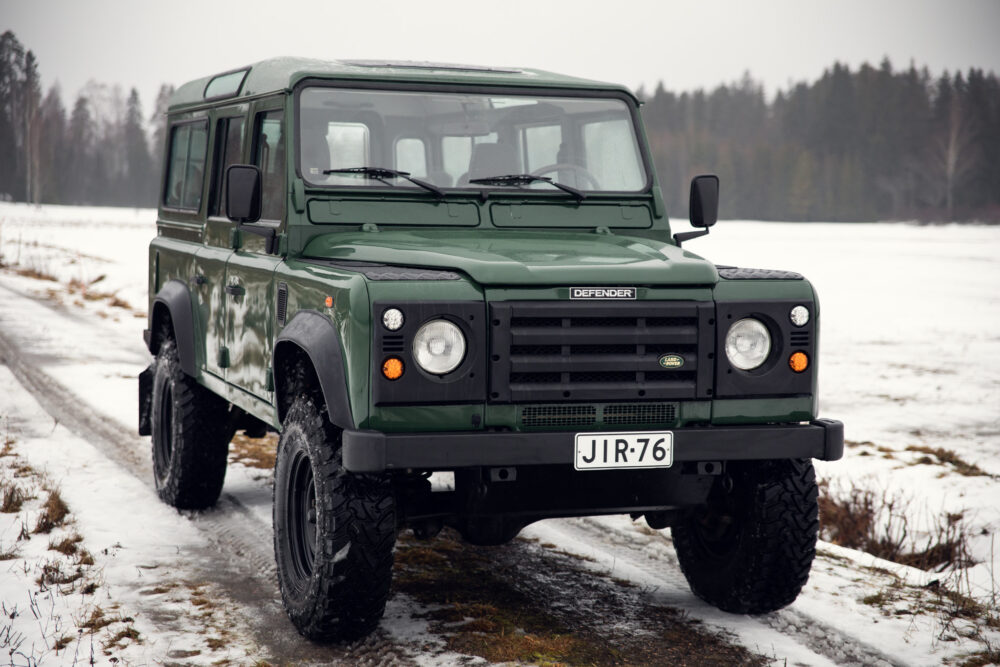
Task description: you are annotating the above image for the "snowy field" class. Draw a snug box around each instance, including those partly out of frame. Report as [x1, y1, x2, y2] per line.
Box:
[0, 201, 998, 666]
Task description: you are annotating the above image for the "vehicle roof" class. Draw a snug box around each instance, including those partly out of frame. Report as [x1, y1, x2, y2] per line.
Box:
[168, 57, 638, 111]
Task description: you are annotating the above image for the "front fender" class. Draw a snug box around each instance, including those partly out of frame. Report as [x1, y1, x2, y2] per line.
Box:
[273, 310, 355, 430]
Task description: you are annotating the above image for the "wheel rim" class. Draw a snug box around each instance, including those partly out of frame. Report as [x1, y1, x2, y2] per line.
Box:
[693, 508, 740, 558]
[691, 484, 743, 559]
[286, 449, 318, 586]
[153, 384, 174, 477]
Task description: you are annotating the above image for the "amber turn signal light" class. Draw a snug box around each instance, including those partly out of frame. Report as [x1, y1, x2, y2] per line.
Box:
[324, 296, 334, 308]
[789, 351, 809, 373]
[382, 357, 404, 380]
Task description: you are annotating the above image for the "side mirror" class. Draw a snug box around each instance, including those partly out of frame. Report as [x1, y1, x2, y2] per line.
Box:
[689, 174, 719, 228]
[674, 174, 719, 246]
[226, 164, 262, 223]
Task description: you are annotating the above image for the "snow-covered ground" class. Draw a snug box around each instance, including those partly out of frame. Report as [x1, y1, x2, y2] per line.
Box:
[0, 201, 998, 666]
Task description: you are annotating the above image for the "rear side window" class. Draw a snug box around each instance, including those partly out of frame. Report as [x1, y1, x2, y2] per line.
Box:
[164, 120, 209, 210]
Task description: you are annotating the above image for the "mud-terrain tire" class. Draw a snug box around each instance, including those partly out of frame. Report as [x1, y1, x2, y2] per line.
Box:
[671, 458, 818, 614]
[150, 338, 231, 509]
[273, 394, 396, 642]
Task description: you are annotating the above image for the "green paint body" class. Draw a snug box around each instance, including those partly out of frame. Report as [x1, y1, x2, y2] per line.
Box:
[148, 58, 825, 437]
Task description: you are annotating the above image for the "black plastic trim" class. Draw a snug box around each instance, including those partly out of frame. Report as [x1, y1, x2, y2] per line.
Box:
[717, 267, 804, 281]
[274, 310, 355, 428]
[372, 301, 487, 406]
[488, 300, 714, 404]
[342, 418, 845, 472]
[150, 279, 198, 377]
[715, 299, 815, 398]
[138, 365, 153, 436]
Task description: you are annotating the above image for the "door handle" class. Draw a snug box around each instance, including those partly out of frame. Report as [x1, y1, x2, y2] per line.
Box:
[225, 284, 245, 297]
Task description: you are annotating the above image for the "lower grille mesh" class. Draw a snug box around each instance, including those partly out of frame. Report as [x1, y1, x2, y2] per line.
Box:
[603, 403, 677, 425]
[519, 403, 678, 428]
[520, 405, 597, 427]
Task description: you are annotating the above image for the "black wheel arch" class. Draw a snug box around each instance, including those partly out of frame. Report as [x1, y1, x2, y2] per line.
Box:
[148, 279, 198, 377]
[273, 310, 356, 430]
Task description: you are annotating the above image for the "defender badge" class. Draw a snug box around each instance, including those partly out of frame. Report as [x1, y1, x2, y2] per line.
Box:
[658, 354, 685, 369]
[569, 287, 636, 300]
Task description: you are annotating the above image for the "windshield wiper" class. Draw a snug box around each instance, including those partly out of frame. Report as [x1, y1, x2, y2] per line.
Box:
[467, 174, 586, 202]
[323, 166, 445, 199]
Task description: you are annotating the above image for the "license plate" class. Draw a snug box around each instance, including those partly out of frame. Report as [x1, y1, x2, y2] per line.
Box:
[574, 431, 674, 471]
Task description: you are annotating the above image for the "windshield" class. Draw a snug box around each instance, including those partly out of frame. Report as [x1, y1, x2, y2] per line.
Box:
[298, 87, 648, 193]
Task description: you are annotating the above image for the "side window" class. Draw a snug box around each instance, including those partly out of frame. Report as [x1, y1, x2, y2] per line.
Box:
[253, 110, 285, 221]
[395, 138, 427, 177]
[210, 116, 245, 217]
[164, 120, 208, 210]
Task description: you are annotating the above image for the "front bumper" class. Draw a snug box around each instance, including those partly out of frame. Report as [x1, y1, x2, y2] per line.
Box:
[342, 418, 844, 472]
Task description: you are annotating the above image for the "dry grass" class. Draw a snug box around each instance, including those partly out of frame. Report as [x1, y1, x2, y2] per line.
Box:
[53, 635, 74, 651]
[905, 445, 991, 477]
[818, 480, 974, 571]
[104, 625, 142, 649]
[33, 488, 69, 534]
[960, 649, 1000, 667]
[36, 560, 84, 587]
[229, 432, 278, 470]
[79, 607, 115, 633]
[0, 542, 20, 560]
[1, 483, 26, 512]
[49, 532, 83, 556]
[14, 266, 58, 281]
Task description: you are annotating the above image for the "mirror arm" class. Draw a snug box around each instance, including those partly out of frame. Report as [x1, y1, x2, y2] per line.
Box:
[239, 223, 278, 254]
[673, 228, 710, 247]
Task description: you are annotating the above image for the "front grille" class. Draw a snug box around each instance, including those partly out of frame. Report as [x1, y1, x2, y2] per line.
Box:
[519, 402, 678, 428]
[490, 301, 714, 403]
[604, 403, 677, 425]
[521, 404, 597, 427]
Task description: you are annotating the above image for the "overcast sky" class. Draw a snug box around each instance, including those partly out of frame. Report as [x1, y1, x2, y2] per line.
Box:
[4, 0, 999, 118]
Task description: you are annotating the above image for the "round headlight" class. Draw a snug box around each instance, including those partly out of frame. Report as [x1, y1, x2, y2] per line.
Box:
[725, 318, 772, 370]
[790, 305, 809, 327]
[412, 320, 466, 375]
[382, 308, 404, 331]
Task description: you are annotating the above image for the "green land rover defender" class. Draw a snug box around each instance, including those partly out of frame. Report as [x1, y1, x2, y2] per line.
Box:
[138, 58, 843, 641]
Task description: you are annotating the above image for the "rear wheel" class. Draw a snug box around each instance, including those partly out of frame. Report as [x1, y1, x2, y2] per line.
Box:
[671, 458, 819, 614]
[150, 338, 231, 509]
[273, 394, 396, 642]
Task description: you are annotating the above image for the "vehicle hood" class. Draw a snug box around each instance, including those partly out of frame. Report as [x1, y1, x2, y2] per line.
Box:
[301, 229, 718, 286]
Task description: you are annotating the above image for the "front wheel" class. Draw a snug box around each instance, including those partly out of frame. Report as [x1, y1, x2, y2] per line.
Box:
[273, 394, 396, 642]
[671, 458, 819, 614]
